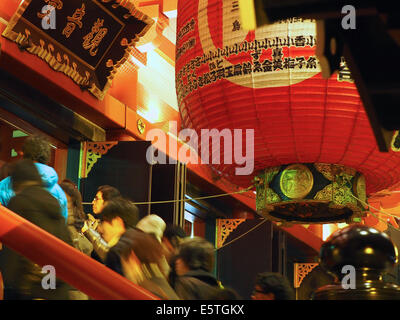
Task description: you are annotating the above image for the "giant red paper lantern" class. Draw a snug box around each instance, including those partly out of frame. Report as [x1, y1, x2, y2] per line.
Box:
[175, 0, 400, 223]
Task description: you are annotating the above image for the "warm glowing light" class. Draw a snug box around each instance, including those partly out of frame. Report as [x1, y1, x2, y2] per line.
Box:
[323, 224, 339, 241]
[137, 50, 178, 111]
[137, 108, 159, 124]
[137, 42, 156, 53]
[163, 10, 177, 44]
[164, 10, 177, 19]
[137, 95, 163, 123]
[364, 247, 374, 254]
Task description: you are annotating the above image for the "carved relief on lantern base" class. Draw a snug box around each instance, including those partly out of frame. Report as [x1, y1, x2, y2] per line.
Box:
[255, 163, 367, 224]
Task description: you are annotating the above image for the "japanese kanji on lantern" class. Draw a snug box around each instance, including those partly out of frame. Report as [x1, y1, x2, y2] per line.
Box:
[175, 0, 400, 224]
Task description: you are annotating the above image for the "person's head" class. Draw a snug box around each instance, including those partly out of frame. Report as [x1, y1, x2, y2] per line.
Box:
[92, 185, 121, 214]
[22, 135, 51, 164]
[136, 214, 166, 242]
[163, 224, 187, 253]
[98, 198, 139, 243]
[251, 272, 295, 300]
[115, 228, 165, 264]
[11, 159, 43, 193]
[114, 228, 166, 284]
[60, 180, 85, 227]
[175, 237, 215, 276]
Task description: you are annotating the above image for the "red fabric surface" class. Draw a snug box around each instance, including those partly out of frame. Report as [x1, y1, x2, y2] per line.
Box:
[175, 0, 400, 194]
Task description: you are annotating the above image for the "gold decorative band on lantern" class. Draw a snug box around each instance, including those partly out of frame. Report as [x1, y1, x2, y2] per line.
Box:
[255, 163, 366, 224]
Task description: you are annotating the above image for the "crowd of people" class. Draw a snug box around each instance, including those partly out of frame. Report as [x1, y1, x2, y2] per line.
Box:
[0, 135, 295, 300]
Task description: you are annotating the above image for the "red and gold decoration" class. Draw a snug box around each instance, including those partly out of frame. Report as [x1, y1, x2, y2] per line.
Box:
[2, 0, 153, 100]
[294, 263, 318, 288]
[216, 218, 245, 248]
[79, 141, 118, 178]
[391, 130, 400, 152]
[137, 117, 146, 135]
[175, 0, 400, 223]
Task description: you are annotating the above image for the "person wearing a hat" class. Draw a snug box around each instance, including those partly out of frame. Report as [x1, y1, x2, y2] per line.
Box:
[136, 214, 172, 277]
[136, 214, 166, 243]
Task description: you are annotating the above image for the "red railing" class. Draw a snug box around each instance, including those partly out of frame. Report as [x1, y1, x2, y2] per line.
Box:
[0, 205, 160, 300]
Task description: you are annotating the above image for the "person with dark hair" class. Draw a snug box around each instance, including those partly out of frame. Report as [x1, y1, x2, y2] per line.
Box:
[92, 185, 121, 215]
[82, 199, 178, 299]
[0, 135, 68, 221]
[100, 198, 139, 233]
[60, 181, 92, 300]
[105, 227, 179, 300]
[163, 224, 187, 257]
[84, 187, 122, 265]
[82, 198, 140, 261]
[173, 237, 222, 300]
[161, 224, 188, 287]
[60, 181, 92, 255]
[251, 272, 295, 300]
[21, 135, 51, 164]
[0, 159, 72, 300]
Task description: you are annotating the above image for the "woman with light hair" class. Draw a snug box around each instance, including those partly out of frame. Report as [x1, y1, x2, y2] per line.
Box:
[136, 214, 171, 277]
[136, 214, 166, 242]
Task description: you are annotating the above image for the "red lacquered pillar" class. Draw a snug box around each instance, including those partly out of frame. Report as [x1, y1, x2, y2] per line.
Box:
[0, 205, 160, 300]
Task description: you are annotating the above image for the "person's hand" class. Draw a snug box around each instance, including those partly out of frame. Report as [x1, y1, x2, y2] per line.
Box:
[81, 218, 98, 233]
[87, 214, 99, 230]
[81, 221, 89, 234]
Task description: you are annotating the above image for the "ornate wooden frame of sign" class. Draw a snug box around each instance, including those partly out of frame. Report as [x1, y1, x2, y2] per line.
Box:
[2, 0, 153, 100]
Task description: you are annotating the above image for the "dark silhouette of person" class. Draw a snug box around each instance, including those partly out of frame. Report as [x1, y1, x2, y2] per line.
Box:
[0, 159, 72, 300]
[0, 135, 68, 221]
[173, 237, 222, 300]
[251, 272, 295, 300]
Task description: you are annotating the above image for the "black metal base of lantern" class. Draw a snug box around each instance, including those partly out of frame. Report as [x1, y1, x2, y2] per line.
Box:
[313, 280, 400, 300]
[266, 201, 354, 223]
